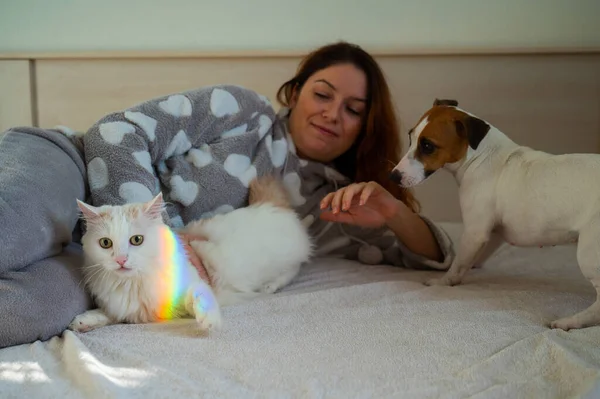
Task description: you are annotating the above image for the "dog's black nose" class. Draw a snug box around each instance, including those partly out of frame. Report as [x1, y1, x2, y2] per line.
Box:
[389, 170, 403, 184]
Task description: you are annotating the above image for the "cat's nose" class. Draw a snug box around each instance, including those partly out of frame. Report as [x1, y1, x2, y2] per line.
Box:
[115, 256, 128, 266]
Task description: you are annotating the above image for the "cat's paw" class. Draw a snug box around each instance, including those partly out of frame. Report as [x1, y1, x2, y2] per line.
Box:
[195, 307, 222, 332]
[195, 302, 222, 332]
[261, 283, 277, 294]
[68, 309, 113, 333]
[193, 292, 222, 332]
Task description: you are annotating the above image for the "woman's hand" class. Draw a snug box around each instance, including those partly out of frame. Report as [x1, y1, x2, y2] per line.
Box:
[319, 181, 443, 261]
[319, 181, 401, 228]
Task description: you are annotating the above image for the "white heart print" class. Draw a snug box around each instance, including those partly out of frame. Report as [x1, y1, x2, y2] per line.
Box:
[257, 114, 272, 139]
[221, 124, 248, 139]
[164, 130, 192, 159]
[265, 135, 287, 168]
[210, 88, 240, 118]
[170, 216, 184, 228]
[223, 154, 257, 187]
[283, 172, 306, 206]
[186, 144, 213, 169]
[159, 95, 192, 117]
[170, 175, 199, 206]
[99, 121, 135, 145]
[119, 182, 154, 203]
[287, 136, 297, 155]
[133, 151, 153, 174]
[87, 157, 109, 190]
[124, 111, 157, 141]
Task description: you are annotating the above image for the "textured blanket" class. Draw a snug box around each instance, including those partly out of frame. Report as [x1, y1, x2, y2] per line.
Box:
[1, 223, 598, 398]
[82, 84, 454, 270]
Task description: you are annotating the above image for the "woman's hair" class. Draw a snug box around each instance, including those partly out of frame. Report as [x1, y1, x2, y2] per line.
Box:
[276, 41, 419, 212]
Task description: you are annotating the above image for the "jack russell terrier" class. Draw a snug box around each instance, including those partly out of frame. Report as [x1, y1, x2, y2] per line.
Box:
[390, 98, 600, 331]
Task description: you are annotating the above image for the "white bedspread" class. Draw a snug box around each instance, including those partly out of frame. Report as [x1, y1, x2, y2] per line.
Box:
[1, 223, 599, 398]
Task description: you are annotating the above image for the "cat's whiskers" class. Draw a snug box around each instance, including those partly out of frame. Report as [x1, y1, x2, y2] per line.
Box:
[98, 269, 112, 293]
[80, 263, 104, 288]
[83, 267, 102, 282]
[82, 263, 102, 271]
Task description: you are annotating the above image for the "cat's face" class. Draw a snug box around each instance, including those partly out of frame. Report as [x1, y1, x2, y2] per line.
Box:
[77, 193, 166, 277]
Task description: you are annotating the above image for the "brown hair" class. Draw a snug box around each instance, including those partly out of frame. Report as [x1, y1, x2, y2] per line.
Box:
[276, 41, 419, 212]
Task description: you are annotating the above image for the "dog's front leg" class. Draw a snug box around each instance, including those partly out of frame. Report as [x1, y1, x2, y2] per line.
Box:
[425, 225, 492, 287]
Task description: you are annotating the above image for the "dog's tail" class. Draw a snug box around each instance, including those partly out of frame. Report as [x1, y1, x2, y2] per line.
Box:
[248, 175, 292, 209]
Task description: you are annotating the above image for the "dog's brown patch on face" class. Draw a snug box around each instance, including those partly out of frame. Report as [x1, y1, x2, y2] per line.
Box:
[411, 105, 488, 174]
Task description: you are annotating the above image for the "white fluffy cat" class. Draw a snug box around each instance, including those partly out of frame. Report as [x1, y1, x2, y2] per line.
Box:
[68, 176, 313, 334]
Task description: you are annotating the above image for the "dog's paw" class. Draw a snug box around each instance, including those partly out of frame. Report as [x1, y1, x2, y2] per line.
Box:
[550, 316, 581, 331]
[424, 275, 462, 287]
[68, 309, 111, 333]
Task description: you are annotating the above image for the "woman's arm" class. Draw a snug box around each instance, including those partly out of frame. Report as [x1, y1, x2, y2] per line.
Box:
[319, 181, 453, 269]
[383, 200, 443, 262]
[83, 85, 278, 226]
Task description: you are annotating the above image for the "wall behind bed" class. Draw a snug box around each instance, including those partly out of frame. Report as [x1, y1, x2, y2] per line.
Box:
[0, 0, 599, 222]
[0, 0, 598, 52]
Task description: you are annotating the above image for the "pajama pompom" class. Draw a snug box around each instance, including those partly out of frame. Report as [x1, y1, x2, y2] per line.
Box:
[358, 244, 383, 265]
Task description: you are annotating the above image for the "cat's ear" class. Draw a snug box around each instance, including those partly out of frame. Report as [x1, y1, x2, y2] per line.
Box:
[143, 192, 165, 220]
[77, 199, 101, 221]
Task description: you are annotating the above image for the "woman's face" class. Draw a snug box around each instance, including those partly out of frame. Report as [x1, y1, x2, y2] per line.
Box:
[288, 63, 367, 163]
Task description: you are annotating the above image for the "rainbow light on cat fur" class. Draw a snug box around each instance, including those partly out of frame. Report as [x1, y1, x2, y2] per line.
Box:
[156, 226, 189, 320]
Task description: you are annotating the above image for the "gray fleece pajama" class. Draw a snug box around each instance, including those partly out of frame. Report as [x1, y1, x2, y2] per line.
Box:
[0, 84, 454, 348]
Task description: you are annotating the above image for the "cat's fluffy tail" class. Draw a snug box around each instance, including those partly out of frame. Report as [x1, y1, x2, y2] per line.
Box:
[248, 175, 292, 209]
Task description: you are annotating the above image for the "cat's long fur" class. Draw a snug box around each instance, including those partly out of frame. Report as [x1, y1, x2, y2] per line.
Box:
[68, 176, 313, 333]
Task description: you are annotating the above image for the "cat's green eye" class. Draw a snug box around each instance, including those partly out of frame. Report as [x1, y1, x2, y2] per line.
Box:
[99, 238, 113, 249]
[130, 235, 144, 246]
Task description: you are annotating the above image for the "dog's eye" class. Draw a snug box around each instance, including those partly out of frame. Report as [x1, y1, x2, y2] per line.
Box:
[419, 139, 436, 155]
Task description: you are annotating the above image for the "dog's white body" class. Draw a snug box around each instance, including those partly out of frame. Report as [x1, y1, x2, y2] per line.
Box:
[393, 101, 600, 330]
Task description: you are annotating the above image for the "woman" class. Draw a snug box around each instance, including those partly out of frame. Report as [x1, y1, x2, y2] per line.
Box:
[0, 41, 453, 348]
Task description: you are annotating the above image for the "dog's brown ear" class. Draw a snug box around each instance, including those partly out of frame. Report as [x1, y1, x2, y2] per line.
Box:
[455, 115, 490, 150]
[434, 98, 458, 107]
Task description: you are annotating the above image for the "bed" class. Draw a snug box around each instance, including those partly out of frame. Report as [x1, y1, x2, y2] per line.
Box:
[1, 48, 599, 398]
[0, 224, 599, 398]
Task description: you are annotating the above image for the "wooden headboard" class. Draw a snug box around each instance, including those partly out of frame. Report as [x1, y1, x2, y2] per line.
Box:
[1, 48, 599, 222]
